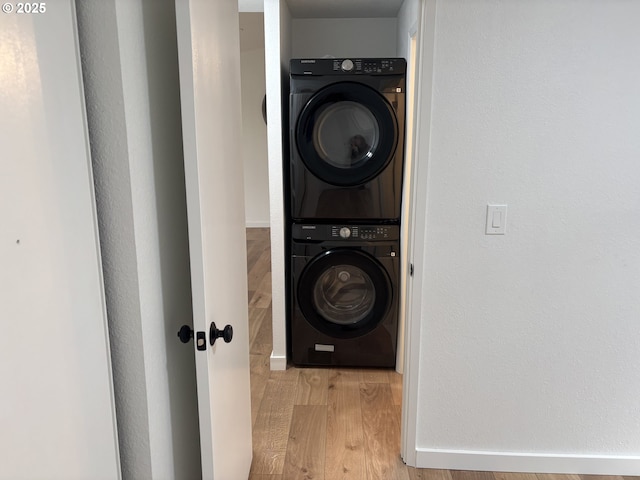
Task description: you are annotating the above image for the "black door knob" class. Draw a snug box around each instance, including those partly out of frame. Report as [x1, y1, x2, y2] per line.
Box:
[177, 325, 194, 344]
[209, 322, 233, 345]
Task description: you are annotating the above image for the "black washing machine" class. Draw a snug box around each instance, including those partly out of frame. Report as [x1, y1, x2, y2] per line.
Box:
[289, 58, 406, 222]
[290, 222, 399, 367]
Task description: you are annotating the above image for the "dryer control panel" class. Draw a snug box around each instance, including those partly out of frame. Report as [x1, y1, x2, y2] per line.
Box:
[293, 223, 399, 241]
[290, 58, 406, 76]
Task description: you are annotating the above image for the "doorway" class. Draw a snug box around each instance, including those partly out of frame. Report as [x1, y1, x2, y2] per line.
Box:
[237, 9, 418, 477]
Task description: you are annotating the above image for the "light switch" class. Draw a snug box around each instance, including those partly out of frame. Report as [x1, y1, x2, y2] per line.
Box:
[492, 210, 502, 228]
[486, 204, 507, 235]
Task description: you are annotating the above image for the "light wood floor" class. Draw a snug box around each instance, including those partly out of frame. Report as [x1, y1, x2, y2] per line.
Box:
[245, 228, 635, 480]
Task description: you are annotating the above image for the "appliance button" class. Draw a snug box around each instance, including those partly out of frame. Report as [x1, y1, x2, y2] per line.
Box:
[341, 59, 354, 72]
[339, 227, 351, 239]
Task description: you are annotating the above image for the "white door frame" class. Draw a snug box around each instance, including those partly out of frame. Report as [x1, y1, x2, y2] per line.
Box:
[401, 0, 438, 466]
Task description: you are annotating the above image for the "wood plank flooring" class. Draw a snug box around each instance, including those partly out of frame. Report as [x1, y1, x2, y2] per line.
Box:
[245, 228, 635, 480]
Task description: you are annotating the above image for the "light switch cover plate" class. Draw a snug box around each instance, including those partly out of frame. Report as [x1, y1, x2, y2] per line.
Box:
[486, 204, 507, 234]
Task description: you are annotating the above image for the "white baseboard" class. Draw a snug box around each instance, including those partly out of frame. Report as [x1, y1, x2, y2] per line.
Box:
[415, 448, 640, 475]
[246, 221, 270, 228]
[269, 352, 287, 371]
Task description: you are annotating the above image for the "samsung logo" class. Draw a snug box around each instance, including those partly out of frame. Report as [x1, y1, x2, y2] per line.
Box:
[301, 225, 316, 230]
[300, 59, 316, 64]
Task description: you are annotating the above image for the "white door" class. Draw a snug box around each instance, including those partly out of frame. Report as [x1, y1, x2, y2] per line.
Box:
[0, 3, 120, 480]
[175, 0, 253, 479]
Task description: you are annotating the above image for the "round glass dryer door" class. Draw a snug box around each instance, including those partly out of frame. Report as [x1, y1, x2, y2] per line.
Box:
[298, 249, 392, 339]
[296, 82, 398, 186]
[313, 101, 379, 168]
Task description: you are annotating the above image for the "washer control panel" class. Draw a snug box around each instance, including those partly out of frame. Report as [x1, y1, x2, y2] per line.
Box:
[290, 58, 406, 76]
[293, 223, 399, 241]
[332, 225, 395, 240]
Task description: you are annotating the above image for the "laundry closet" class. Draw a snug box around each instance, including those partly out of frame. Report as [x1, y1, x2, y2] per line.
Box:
[239, 0, 421, 372]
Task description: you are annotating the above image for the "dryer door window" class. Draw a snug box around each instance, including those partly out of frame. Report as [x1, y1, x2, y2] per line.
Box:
[298, 249, 392, 339]
[313, 101, 379, 168]
[296, 82, 398, 186]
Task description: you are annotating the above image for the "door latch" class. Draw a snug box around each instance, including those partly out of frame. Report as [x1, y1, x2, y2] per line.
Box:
[177, 325, 207, 351]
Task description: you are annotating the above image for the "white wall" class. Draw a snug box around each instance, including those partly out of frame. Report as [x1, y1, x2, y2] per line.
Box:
[76, 1, 201, 479]
[291, 18, 397, 58]
[239, 0, 264, 12]
[412, 0, 640, 473]
[240, 14, 270, 227]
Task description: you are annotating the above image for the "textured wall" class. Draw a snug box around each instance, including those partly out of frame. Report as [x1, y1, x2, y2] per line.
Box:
[76, 0, 201, 478]
[414, 0, 640, 467]
[75, 2, 152, 478]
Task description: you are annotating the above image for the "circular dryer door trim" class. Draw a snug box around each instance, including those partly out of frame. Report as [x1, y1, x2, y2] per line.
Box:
[297, 248, 392, 339]
[296, 82, 399, 187]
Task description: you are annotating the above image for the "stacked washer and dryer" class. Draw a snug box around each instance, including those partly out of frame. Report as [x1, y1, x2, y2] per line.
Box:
[288, 57, 406, 367]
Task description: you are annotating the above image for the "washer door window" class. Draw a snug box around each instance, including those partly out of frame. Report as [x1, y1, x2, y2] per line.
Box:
[298, 249, 392, 339]
[296, 82, 398, 186]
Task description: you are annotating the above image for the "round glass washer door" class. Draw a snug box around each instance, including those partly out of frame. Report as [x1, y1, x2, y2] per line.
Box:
[296, 82, 398, 187]
[313, 263, 375, 325]
[298, 249, 392, 339]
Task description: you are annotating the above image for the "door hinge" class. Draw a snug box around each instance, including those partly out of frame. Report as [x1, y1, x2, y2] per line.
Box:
[410, 263, 414, 276]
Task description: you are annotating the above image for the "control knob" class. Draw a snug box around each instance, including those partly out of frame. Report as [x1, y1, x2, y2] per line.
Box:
[341, 59, 354, 72]
[339, 227, 351, 239]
